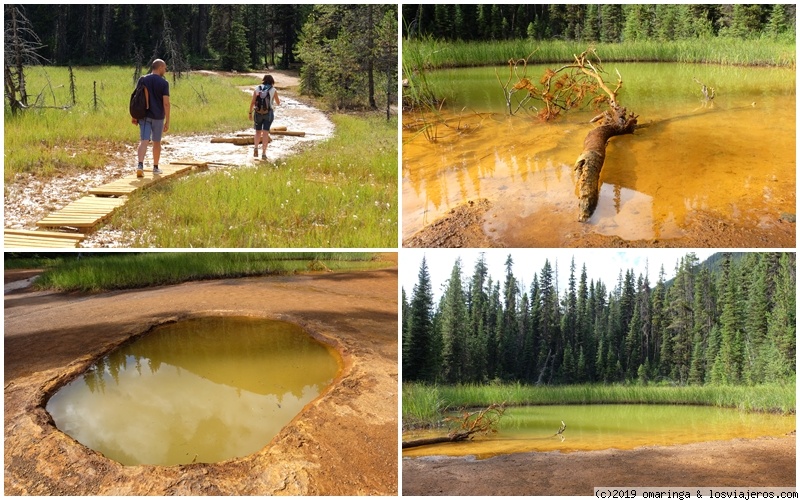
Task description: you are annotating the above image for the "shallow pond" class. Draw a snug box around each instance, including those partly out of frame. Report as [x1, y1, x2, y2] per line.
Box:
[402, 63, 796, 246]
[402, 404, 796, 459]
[46, 316, 341, 466]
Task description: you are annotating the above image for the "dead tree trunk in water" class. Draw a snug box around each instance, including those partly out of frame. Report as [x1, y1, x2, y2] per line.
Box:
[571, 52, 637, 221]
[402, 404, 505, 449]
[575, 102, 637, 221]
[500, 49, 639, 221]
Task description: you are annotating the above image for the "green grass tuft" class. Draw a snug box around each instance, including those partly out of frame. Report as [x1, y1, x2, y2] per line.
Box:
[109, 113, 397, 248]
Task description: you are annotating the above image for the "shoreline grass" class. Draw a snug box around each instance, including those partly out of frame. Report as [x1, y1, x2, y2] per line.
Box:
[403, 382, 796, 429]
[403, 38, 796, 70]
[25, 252, 390, 292]
[109, 112, 397, 248]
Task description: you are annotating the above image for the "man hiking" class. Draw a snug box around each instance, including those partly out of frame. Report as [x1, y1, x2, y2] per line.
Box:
[132, 59, 170, 177]
[248, 74, 280, 160]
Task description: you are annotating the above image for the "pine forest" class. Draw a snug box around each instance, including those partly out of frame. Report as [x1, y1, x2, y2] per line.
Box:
[402, 253, 796, 387]
[403, 4, 795, 42]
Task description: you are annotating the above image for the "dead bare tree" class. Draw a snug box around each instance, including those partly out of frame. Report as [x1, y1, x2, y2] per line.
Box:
[162, 13, 188, 83]
[402, 403, 506, 449]
[499, 48, 639, 221]
[4, 5, 45, 115]
[68, 65, 77, 105]
[693, 77, 715, 109]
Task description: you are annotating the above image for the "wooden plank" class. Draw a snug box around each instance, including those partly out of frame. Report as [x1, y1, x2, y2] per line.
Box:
[271, 130, 305, 137]
[4, 229, 84, 248]
[4, 229, 84, 240]
[4, 237, 80, 248]
[214, 130, 305, 144]
[236, 126, 287, 136]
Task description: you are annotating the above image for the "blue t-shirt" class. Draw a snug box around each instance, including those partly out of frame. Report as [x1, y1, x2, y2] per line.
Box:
[142, 73, 170, 120]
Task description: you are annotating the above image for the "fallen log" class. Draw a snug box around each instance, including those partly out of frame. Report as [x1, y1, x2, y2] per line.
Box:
[236, 126, 287, 136]
[570, 51, 637, 221]
[402, 430, 476, 449]
[500, 48, 639, 221]
[402, 403, 506, 450]
[574, 103, 637, 221]
[211, 137, 251, 145]
[270, 130, 305, 137]
[212, 131, 306, 145]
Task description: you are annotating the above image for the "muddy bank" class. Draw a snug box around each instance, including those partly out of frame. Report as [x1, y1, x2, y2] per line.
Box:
[4, 268, 397, 495]
[403, 198, 795, 248]
[403, 199, 498, 248]
[403, 436, 796, 496]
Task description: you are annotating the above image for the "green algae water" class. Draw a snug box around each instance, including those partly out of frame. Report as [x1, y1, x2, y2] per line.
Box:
[46, 317, 341, 466]
[402, 404, 796, 459]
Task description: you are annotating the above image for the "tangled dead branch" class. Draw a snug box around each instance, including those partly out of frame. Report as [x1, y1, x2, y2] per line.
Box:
[499, 48, 639, 221]
[402, 403, 506, 449]
[555, 420, 567, 442]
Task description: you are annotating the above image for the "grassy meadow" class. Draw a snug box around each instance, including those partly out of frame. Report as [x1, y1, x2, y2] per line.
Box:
[109, 113, 397, 248]
[21, 252, 390, 292]
[403, 382, 797, 428]
[403, 38, 796, 70]
[5, 65, 398, 248]
[4, 66, 252, 182]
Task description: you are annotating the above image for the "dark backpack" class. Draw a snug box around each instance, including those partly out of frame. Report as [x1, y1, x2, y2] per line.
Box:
[129, 77, 149, 120]
[254, 84, 272, 114]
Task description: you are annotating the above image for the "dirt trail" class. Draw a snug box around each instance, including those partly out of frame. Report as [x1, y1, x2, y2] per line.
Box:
[3, 70, 334, 248]
[4, 268, 397, 495]
[403, 436, 796, 496]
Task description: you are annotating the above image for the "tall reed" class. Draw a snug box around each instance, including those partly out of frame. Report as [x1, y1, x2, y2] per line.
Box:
[403, 382, 796, 428]
[33, 252, 387, 292]
[403, 38, 796, 69]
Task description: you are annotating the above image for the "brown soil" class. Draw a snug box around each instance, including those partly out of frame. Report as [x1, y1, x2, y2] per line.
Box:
[403, 436, 796, 496]
[403, 199, 795, 248]
[403, 199, 500, 248]
[4, 268, 398, 495]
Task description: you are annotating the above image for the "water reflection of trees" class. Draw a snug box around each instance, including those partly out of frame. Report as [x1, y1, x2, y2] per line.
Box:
[80, 318, 338, 398]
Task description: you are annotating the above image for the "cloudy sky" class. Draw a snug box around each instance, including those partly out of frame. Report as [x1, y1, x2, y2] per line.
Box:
[401, 249, 719, 301]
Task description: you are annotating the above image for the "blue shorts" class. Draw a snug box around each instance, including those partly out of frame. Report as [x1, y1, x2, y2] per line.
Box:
[254, 110, 274, 131]
[139, 118, 165, 142]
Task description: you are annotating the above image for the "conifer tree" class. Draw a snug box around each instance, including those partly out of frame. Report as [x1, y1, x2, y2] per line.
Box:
[440, 258, 468, 383]
[716, 254, 744, 384]
[405, 256, 436, 382]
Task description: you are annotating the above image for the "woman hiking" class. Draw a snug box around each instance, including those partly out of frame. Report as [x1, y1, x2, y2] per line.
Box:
[248, 75, 281, 160]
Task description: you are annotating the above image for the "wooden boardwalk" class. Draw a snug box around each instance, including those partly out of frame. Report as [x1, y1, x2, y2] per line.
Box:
[4, 162, 207, 248]
[36, 196, 127, 229]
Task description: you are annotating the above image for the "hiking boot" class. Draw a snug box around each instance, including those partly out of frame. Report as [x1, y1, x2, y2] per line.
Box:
[253, 147, 259, 158]
[262, 153, 267, 160]
[153, 167, 163, 175]
[136, 166, 144, 178]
